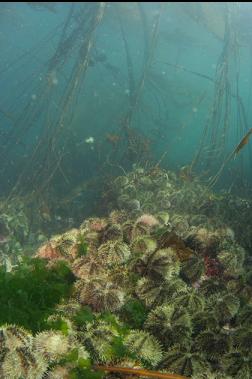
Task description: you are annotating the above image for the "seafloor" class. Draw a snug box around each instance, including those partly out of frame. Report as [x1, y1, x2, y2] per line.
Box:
[0, 166, 252, 379]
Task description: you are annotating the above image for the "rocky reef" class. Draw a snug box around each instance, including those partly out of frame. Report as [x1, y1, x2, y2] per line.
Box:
[0, 198, 31, 271]
[1, 166, 252, 378]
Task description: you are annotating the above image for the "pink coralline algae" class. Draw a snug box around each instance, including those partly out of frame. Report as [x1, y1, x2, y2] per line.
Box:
[204, 255, 221, 277]
[136, 214, 159, 227]
[36, 242, 62, 260]
[89, 218, 107, 232]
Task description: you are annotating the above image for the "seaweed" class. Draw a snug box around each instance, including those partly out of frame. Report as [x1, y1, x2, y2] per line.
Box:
[74, 305, 95, 326]
[120, 298, 148, 329]
[70, 367, 104, 379]
[0, 257, 74, 332]
[77, 234, 89, 257]
[58, 348, 104, 379]
[45, 316, 70, 336]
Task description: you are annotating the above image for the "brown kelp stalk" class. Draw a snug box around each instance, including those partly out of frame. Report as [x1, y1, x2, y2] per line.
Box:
[191, 3, 243, 178]
[109, 3, 163, 168]
[95, 365, 189, 379]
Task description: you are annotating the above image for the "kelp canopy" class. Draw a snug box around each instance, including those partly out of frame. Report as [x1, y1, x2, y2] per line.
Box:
[1, 2, 252, 224]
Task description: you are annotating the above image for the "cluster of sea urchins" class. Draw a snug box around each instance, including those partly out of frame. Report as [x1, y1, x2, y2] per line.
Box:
[111, 165, 252, 249]
[34, 165, 252, 379]
[0, 324, 78, 378]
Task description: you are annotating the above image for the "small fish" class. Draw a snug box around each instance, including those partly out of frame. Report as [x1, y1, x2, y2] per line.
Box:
[76, 136, 95, 148]
[84, 136, 95, 150]
[85, 136, 95, 144]
[213, 126, 252, 187]
[233, 127, 252, 157]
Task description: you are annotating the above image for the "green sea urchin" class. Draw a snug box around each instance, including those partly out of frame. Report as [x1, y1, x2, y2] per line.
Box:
[144, 304, 192, 347]
[98, 240, 131, 266]
[83, 320, 119, 362]
[34, 331, 70, 361]
[222, 351, 252, 379]
[172, 289, 205, 315]
[131, 236, 157, 255]
[208, 293, 240, 323]
[194, 330, 232, 361]
[181, 253, 205, 283]
[159, 344, 209, 377]
[76, 276, 125, 312]
[133, 248, 180, 281]
[124, 330, 163, 367]
[0, 325, 48, 379]
[135, 277, 188, 308]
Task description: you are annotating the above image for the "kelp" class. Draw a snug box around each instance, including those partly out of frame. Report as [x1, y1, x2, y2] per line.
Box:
[106, 3, 163, 169]
[190, 3, 251, 189]
[1, 2, 106, 209]
[95, 365, 189, 379]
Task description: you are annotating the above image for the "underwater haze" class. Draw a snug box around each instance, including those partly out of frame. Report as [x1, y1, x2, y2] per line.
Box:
[1, 2, 252, 379]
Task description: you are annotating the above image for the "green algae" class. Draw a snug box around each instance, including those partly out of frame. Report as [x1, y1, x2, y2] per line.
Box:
[0, 257, 75, 332]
